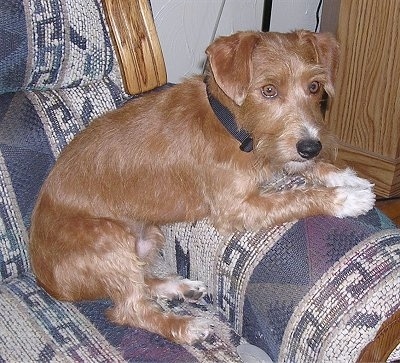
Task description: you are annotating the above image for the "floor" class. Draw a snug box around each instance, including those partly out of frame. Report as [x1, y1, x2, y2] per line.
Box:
[376, 198, 400, 227]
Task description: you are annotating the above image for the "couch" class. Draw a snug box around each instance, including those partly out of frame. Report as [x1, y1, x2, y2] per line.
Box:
[1, 0, 399, 361]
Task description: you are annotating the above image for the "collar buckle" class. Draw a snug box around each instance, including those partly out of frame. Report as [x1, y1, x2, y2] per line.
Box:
[239, 136, 254, 152]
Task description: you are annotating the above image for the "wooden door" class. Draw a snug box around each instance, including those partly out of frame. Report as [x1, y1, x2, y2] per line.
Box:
[324, 0, 400, 197]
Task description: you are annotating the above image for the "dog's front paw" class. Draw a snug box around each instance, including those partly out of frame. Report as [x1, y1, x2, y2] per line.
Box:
[325, 167, 374, 189]
[333, 186, 376, 218]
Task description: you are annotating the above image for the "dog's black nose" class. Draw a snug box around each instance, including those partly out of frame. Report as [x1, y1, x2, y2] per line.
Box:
[296, 139, 322, 159]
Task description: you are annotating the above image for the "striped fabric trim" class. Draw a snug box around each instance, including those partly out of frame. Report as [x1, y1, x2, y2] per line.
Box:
[24, 0, 114, 90]
[26, 76, 125, 157]
[0, 151, 30, 282]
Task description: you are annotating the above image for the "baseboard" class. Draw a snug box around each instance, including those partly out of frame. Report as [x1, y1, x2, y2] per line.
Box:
[334, 144, 400, 198]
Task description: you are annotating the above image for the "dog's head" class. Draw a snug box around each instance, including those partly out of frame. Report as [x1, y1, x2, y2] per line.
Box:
[205, 30, 339, 173]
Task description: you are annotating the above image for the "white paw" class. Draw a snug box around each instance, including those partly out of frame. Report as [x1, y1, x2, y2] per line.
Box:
[180, 279, 207, 302]
[325, 168, 374, 189]
[186, 317, 213, 344]
[334, 186, 376, 218]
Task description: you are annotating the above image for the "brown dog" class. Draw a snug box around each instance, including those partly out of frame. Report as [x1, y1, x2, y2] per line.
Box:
[30, 30, 375, 344]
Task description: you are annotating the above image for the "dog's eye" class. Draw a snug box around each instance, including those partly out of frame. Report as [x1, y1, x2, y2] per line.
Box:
[261, 85, 278, 98]
[309, 81, 320, 94]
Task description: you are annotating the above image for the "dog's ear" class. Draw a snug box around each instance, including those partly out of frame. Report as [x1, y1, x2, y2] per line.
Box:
[299, 31, 340, 96]
[206, 32, 260, 106]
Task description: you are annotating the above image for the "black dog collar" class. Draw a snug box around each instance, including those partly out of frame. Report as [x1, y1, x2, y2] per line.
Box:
[205, 84, 253, 152]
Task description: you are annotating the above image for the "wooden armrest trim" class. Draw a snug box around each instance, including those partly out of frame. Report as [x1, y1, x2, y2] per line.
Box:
[357, 309, 400, 362]
[102, 0, 167, 94]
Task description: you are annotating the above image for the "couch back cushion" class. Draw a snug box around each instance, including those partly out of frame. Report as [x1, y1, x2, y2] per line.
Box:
[0, 0, 115, 93]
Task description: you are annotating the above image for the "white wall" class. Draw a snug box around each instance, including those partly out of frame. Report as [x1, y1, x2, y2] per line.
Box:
[269, 0, 322, 32]
[150, 0, 323, 83]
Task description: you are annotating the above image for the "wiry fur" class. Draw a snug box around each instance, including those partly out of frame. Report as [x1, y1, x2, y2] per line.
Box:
[30, 30, 375, 344]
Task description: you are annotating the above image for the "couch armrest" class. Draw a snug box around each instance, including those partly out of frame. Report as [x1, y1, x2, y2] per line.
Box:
[102, 0, 167, 94]
[161, 210, 400, 362]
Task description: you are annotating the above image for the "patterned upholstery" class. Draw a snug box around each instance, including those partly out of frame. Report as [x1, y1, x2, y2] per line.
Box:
[0, 0, 27, 93]
[0, 0, 114, 93]
[1, 0, 400, 362]
[162, 212, 400, 362]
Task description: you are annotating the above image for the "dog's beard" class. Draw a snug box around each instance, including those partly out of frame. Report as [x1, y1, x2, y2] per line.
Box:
[284, 159, 315, 174]
[253, 140, 315, 176]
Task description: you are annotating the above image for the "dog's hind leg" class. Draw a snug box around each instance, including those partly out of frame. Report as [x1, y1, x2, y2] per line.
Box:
[32, 215, 211, 344]
[107, 284, 211, 344]
[91, 221, 211, 345]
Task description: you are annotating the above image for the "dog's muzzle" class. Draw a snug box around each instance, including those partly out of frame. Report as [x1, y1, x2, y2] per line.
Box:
[296, 139, 322, 160]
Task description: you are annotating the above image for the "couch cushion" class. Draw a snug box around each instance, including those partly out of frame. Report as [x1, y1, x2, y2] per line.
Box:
[0, 77, 126, 282]
[0, 273, 245, 362]
[0, 0, 115, 93]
